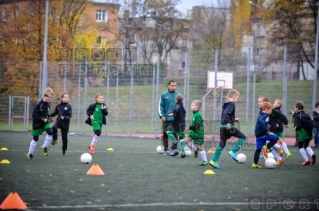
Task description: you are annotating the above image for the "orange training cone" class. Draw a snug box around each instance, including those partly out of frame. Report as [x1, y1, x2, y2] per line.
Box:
[86, 164, 105, 175]
[0, 192, 27, 210]
[208, 147, 216, 153]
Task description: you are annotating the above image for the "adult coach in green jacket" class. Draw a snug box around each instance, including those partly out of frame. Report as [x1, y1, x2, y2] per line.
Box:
[158, 80, 180, 155]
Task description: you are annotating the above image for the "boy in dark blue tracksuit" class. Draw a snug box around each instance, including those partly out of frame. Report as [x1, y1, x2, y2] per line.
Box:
[252, 102, 279, 168]
[50, 93, 72, 156]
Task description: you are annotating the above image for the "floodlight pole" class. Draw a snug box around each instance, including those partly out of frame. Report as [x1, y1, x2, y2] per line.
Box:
[249, 0, 262, 135]
[312, 2, 319, 112]
[41, 0, 49, 94]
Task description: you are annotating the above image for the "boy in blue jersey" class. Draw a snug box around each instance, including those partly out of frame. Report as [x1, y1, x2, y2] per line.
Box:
[158, 80, 180, 155]
[252, 102, 279, 168]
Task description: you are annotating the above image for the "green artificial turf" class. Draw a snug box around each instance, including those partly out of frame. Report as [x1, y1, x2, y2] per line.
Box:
[0, 132, 318, 211]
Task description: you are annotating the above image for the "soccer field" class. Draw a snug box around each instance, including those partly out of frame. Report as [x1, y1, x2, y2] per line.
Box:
[0, 132, 318, 211]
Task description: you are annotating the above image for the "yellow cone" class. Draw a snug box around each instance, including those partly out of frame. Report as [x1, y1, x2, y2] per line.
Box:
[0, 159, 10, 164]
[107, 148, 114, 151]
[1, 147, 8, 151]
[204, 170, 215, 174]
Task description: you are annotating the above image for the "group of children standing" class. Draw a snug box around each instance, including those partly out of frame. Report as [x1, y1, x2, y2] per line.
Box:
[27, 87, 108, 159]
[162, 87, 317, 169]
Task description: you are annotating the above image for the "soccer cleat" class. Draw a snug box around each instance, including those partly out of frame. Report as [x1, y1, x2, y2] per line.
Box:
[251, 163, 261, 168]
[285, 152, 292, 160]
[302, 160, 310, 166]
[262, 145, 268, 159]
[171, 150, 179, 156]
[27, 153, 34, 160]
[209, 160, 220, 169]
[228, 150, 238, 162]
[199, 161, 208, 166]
[164, 150, 171, 156]
[89, 145, 95, 154]
[41, 146, 48, 156]
[61, 150, 66, 156]
[311, 154, 316, 165]
[181, 152, 185, 158]
[194, 150, 198, 158]
[276, 159, 284, 166]
[278, 146, 284, 157]
[50, 140, 58, 148]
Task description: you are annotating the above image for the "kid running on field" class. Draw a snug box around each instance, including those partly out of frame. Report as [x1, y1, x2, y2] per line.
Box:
[258, 96, 284, 159]
[292, 101, 316, 166]
[209, 89, 246, 169]
[166, 94, 186, 156]
[271, 99, 292, 161]
[27, 87, 54, 159]
[85, 93, 108, 154]
[179, 100, 207, 165]
[50, 93, 72, 156]
[252, 102, 280, 168]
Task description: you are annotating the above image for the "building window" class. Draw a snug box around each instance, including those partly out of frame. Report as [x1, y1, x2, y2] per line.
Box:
[96, 10, 107, 22]
[257, 48, 264, 55]
[129, 34, 135, 45]
[2, 8, 6, 21]
[257, 24, 265, 37]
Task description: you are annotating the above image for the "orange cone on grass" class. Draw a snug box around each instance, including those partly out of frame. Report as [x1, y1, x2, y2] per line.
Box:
[0, 192, 27, 210]
[208, 147, 216, 153]
[86, 164, 105, 175]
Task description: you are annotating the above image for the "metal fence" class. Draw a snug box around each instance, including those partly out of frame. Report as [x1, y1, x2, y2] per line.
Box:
[1, 45, 318, 138]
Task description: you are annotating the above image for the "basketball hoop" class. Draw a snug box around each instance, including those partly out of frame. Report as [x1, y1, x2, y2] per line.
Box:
[219, 86, 224, 90]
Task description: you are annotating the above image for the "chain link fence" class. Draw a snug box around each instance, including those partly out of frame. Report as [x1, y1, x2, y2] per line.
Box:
[1, 45, 318, 138]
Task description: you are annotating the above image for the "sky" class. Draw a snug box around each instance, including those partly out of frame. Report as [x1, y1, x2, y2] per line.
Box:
[176, 0, 219, 12]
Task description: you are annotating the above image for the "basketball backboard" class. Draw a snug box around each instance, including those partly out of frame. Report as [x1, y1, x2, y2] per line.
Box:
[207, 71, 233, 89]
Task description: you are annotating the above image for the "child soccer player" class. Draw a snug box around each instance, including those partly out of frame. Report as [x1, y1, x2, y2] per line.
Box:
[49, 93, 72, 156]
[179, 100, 207, 165]
[166, 94, 186, 156]
[209, 89, 246, 169]
[272, 99, 292, 161]
[252, 102, 280, 168]
[27, 87, 54, 159]
[293, 101, 316, 166]
[85, 93, 108, 154]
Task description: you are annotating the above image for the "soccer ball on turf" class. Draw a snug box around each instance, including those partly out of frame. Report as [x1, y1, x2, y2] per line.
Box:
[268, 152, 274, 159]
[80, 153, 92, 164]
[157, 145, 164, 154]
[185, 146, 192, 156]
[265, 158, 276, 169]
[237, 153, 246, 163]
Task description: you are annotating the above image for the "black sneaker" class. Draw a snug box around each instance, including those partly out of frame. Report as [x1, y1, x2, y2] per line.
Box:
[41, 146, 48, 156]
[61, 150, 66, 156]
[194, 150, 198, 158]
[181, 153, 185, 158]
[50, 140, 58, 148]
[199, 161, 208, 166]
[171, 150, 179, 156]
[27, 153, 34, 160]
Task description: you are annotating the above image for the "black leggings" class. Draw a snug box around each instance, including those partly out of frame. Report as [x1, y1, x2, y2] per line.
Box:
[298, 140, 311, 149]
[219, 127, 246, 148]
[52, 125, 69, 151]
[33, 128, 53, 141]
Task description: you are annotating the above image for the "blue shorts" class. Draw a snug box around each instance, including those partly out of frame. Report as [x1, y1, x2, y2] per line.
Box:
[256, 133, 278, 150]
